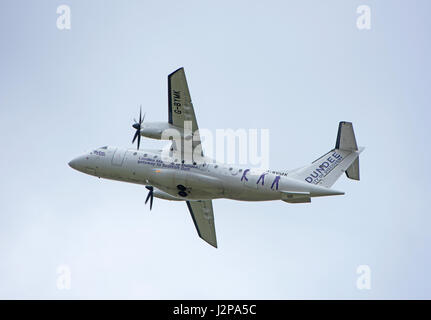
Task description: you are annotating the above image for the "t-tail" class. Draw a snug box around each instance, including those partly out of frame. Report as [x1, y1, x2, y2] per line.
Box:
[290, 122, 364, 188]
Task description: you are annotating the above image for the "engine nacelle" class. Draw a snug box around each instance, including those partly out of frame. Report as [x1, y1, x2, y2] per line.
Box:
[140, 122, 189, 140]
[152, 188, 182, 201]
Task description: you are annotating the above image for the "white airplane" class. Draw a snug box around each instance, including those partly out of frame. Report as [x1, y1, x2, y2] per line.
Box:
[69, 68, 364, 248]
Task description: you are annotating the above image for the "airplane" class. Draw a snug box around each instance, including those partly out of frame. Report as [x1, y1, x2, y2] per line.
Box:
[68, 67, 364, 248]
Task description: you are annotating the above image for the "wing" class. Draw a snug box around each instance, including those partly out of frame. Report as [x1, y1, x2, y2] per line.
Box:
[168, 68, 203, 154]
[186, 200, 217, 248]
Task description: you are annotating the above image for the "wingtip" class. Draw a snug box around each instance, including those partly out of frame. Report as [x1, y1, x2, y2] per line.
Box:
[168, 67, 184, 78]
[202, 237, 218, 248]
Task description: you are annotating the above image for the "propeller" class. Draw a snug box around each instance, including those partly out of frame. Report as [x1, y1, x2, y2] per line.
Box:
[132, 105, 145, 150]
[145, 185, 154, 210]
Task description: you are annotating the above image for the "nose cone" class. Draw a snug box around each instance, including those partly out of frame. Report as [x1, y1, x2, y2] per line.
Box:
[68, 158, 78, 170]
[68, 155, 86, 172]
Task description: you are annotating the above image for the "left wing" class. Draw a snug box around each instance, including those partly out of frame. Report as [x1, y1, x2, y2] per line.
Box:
[186, 200, 217, 248]
[168, 68, 203, 155]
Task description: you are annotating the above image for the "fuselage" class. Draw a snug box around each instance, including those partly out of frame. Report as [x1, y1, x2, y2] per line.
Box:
[68, 146, 343, 202]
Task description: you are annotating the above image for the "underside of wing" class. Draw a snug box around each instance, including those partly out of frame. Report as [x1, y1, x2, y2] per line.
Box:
[168, 68, 199, 131]
[168, 68, 203, 156]
[186, 200, 217, 248]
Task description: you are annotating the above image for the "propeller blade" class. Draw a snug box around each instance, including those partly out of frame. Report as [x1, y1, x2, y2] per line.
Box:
[145, 186, 154, 211]
[132, 106, 145, 150]
[149, 192, 153, 210]
[145, 189, 152, 204]
[139, 106, 142, 124]
[132, 130, 139, 143]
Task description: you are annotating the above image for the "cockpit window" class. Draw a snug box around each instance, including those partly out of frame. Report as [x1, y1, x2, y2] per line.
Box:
[99, 146, 108, 149]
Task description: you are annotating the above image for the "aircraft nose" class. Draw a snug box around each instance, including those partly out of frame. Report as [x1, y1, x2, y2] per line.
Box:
[68, 156, 85, 171]
[68, 158, 79, 170]
[68, 159, 76, 169]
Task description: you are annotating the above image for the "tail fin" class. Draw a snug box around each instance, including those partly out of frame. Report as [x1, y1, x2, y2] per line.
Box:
[289, 122, 364, 188]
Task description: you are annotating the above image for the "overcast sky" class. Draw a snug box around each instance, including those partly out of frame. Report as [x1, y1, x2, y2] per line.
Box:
[0, 0, 430, 299]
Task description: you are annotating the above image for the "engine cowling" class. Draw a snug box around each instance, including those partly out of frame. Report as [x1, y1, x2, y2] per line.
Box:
[140, 122, 187, 140]
[152, 188, 182, 201]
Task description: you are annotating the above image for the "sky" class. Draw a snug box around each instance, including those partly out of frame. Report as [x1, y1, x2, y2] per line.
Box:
[0, 0, 430, 299]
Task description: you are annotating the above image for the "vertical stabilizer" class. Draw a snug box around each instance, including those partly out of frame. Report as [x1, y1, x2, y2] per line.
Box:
[289, 122, 363, 187]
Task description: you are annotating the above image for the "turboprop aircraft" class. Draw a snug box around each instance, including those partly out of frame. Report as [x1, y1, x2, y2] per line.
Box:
[69, 67, 364, 248]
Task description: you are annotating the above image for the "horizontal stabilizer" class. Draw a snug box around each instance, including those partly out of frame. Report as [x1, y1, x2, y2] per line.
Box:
[346, 157, 360, 180]
[282, 198, 311, 204]
[281, 191, 311, 204]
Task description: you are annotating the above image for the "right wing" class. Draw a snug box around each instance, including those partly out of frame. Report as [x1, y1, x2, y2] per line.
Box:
[186, 200, 217, 248]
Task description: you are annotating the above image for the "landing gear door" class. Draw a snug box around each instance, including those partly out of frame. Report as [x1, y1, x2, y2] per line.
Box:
[112, 148, 127, 166]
